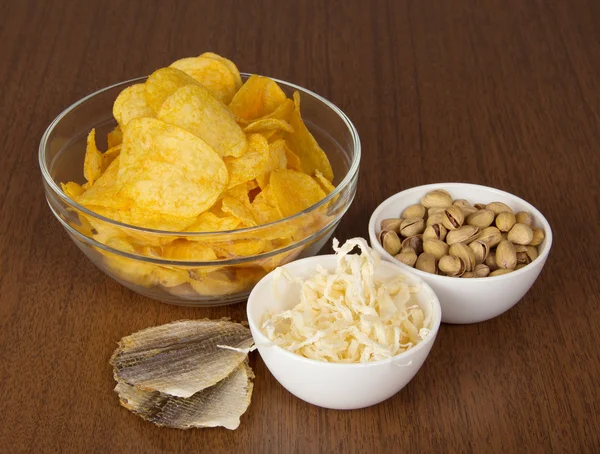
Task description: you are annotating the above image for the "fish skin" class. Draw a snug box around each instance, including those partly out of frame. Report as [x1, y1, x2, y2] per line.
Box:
[110, 319, 253, 398]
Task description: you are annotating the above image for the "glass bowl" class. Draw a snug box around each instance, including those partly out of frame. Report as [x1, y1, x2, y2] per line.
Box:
[39, 75, 360, 306]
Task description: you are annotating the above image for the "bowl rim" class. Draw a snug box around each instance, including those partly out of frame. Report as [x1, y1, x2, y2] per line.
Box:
[368, 182, 553, 282]
[246, 254, 442, 368]
[39, 73, 361, 237]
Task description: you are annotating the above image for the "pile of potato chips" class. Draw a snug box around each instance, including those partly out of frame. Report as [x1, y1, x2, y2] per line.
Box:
[61, 53, 336, 298]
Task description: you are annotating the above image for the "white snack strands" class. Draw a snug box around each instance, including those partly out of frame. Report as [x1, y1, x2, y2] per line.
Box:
[261, 238, 431, 363]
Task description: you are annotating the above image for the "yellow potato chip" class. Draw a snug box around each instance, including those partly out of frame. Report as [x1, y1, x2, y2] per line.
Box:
[270, 169, 326, 217]
[77, 157, 131, 211]
[199, 52, 242, 92]
[224, 133, 269, 188]
[119, 207, 197, 232]
[152, 266, 189, 288]
[113, 83, 155, 126]
[144, 67, 201, 112]
[189, 271, 245, 296]
[83, 129, 103, 184]
[162, 239, 218, 261]
[262, 98, 295, 122]
[313, 169, 336, 194]
[250, 186, 281, 225]
[118, 118, 228, 218]
[170, 55, 238, 104]
[213, 238, 267, 258]
[243, 118, 294, 135]
[221, 196, 257, 227]
[103, 145, 121, 171]
[285, 91, 334, 181]
[61, 182, 85, 199]
[107, 125, 123, 148]
[284, 146, 303, 171]
[256, 139, 288, 189]
[186, 211, 241, 232]
[220, 181, 255, 208]
[103, 237, 158, 287]
[228, 75, 288, 121]
[158, 84, 246, 158]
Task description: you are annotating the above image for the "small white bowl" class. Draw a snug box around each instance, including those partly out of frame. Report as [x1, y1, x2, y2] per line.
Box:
[246, 255, 442, 410]
[368, 183, 553, 324]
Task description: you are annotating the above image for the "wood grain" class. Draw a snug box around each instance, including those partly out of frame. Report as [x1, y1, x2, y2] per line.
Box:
[1, 0, 599, 452]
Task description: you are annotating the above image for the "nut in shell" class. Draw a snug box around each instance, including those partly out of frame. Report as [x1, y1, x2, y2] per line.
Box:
[442, 205, 465, 231]
[448, 243, 476, 272]
[438, 255, 465, 277]
[402, 234, 424, 255]
[474, 203, 487, 210]
[474, 263, 490, 277]
[467, 209, 495, 228]
[529, 227, 545, 246]
[446, 225, 480, 246]
[490, 268, 514, 277]
[395, 247, 418, 267]
[526, 246, 538, 262]
[515, 211, 533, 226]
[486, 201, 513, 215]
[469, 240, 489, 264]
[400, 217, 425, 237]
[380, 218, 402, 233]
[495, 212, 516, 232]
[415, 252, 438, 274]
[461, 271, 476, 278]
[485, 252, 499, 271]
[496, 240, 517, 269]
[477, 226, 502, 248]
[516, 251, 530, 265]
[453, 199, 478, 216]
[423, 239, 449, 260]
[507, 223, 533, 245]
[401, 204, 426, 219]
[422, 223, 447, 242]
[421, 190, 453, 208]
[380, 230, 401, 256]
[426, 212, 444, 226]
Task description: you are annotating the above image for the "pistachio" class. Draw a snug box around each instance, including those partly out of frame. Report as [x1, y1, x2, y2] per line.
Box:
[467, 209, 495, 228]
[461, 272, 476, 278]
[469, 240, 489, 264]
[513, 244, 528, 253]
[486, 201, 513, 215]
[415, 252, 437, 274]
[454, 199, 478, 216]
[474, 263, 490, 277]
[448, 243, 476, 271]
[380, 218, 402, 233]
[423, 239, 449, 260]
[529, 227, 545, 246]
[400, 217, 425, 237]
[489, 268, 514, 277]
[495, 211, 516, 232]
[380, 230, 401, 256]
[428, 207, 446, 216]
[438, 255, 465, 277]
[496, 240, 517, 269]
[442, 205, 465, 230]
[426, 212, 444, 226]
[474, 203, 487, 210]
[477, 226, 502, 248]
[515, 211, 533, 227]
[395, 247, 418, 267]
[526, 246, 538, 262]
[402, 235, 423, 255]
[516, 251, 530, 265]
[515, 264, 527, 270]
[485, 252, 499, 271]
[401, 203, 426, 219]
[446, 225, 480, 245]
[423, 223, 448, 242]
[421, 190, 453, 208]
[507, 223, 533, 245]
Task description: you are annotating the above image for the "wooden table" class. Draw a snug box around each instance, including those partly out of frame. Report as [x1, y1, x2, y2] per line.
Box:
[1, 0, 598, 452]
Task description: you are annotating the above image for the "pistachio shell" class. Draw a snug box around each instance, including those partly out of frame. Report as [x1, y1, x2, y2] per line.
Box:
[401, 204, 426, 219]
[442, 206, 465, 231]
[496, 240, 517, 269]
[453, 199, 478, 216]
[486, 202, 513, 215]
[400, 217, 425, 237]
[380, 230, 401, 256]
[515, 211, 533, 227]
[428, 207, 446, 216]
[468, 240, 489, 264]
[467, 209, 495, 228]
[448, 243, 476, 272]
[423, 239, 449, 260]
[529, 227, 545, 246]
[474, 203, 487, 210]
[477, 226, 502, 248]
[490, 268, 514, 276]
[415, 252, 437, 274]
[421, 190, 453, 208]
[516, 251, 530, 265]
[402, 235, 424, 255]
[485, 252, 499, 271]
[380, 218, 402, 233]
[422, 224, 448, 242]
[507, 223, 533, 245]
[461, 272, 476, 278]
[438, 255, 465, 277]
[474, 263, 490, 277]
[526, 246, 538, 262]
[446, 225, 480, 246]
[496, 212, 516, 232]
[426, 212, 444, 226]
[395, 247, 418, 267]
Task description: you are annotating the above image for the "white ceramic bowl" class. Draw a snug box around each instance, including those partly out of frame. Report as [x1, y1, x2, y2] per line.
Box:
[247, 255, 442, 410]
[368, 183, 553, 324]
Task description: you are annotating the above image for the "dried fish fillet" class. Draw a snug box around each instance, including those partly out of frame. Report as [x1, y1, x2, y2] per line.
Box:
[110, 319, 253, 398]
[116, 362, 254, 430]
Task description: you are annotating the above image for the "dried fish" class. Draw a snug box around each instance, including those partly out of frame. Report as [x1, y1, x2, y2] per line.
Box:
[110, 319, 253, 398]
[115, 362, 254, 430]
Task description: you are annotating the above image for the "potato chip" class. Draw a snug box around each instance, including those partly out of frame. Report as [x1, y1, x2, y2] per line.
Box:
[162, 239, 218, 261]
[243, 118, 294, 135]
[256, 139, 288, 189]
[107, 125, 123, 148]
[200, 52, 242, 92]
[118, 118, 228, 218]
[313, 169, 336, 194]
[158, 84, 246, 158]
[61, 182, 85, 199]
[270, 169, 326, 217]
[285, 91, 334, 181]
[145, 67, 201, 112]
[220, 181, 256, 208]
[228, 75, 288, 121]
[284, 146, 303, 171]
[189, 271, 245, 296]
[103, 237, 158, 287]
[224, 133, 269, 188]
[221, 196, 257, 227]
[152, 266, 189, 288]
[262, 98, 295, 122]
[250, 186, 281, 225]
[77, 157, 131, 211]
[170, 55, 238, 104]
[83, 129, 103, 185]
[213, 238, 267, 258]
[113, 84, 155, 126]
[186, 212, 241, 232]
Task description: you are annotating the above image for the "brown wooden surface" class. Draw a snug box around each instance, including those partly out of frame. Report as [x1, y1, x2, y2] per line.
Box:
[1, 0, 599, 452]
